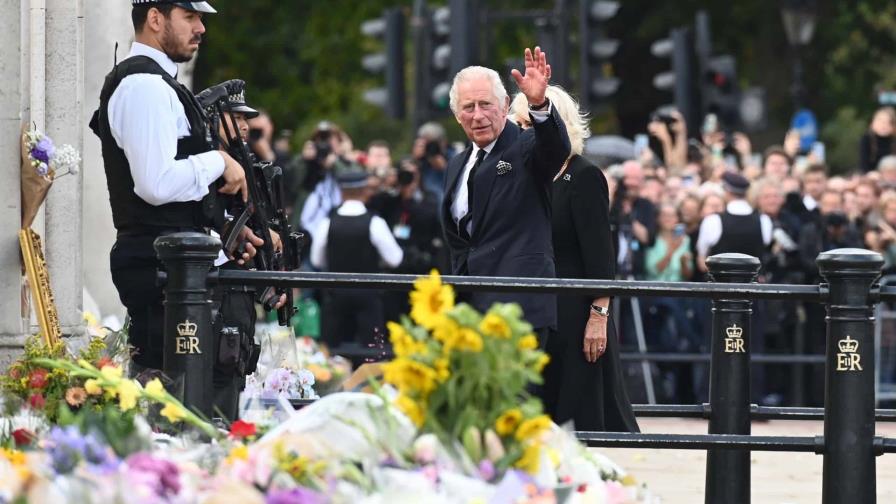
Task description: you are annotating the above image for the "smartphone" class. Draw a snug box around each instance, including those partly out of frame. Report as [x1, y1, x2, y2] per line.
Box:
[674, 223, 686, 237]
[634, 134, 649, 158]
[811, 141, 826, 163]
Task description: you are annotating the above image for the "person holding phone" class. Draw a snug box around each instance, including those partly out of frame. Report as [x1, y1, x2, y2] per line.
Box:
[643, 204, 699, 401]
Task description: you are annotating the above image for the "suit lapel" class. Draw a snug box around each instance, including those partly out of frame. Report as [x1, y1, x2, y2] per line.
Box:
[471, 121, 519, 238]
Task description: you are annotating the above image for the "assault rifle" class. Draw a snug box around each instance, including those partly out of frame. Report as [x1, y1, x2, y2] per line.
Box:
[197, 83, 302, 325]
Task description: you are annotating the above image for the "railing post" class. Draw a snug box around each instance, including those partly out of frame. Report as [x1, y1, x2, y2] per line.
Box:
[817, 248, 883, 504]
[154, 232, 220, 417]
[705, 253, 760, 504]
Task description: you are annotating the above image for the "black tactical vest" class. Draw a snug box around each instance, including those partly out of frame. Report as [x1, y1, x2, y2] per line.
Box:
[710, 210, 766, 260]
[325, 208, 379, 273]
[90, 55, 218, 233]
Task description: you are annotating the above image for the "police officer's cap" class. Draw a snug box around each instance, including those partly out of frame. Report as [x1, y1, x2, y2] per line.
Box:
[226, 87, 259, 119]
[337, 171, 370, 190]
[721, 171, 750, 196]
[132, 0, 217, 14]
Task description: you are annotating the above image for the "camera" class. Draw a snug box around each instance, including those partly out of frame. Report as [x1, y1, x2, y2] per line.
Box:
[424, 140, 443, 158]
[397, 169, 416, 187]
[650, 106, 680, 127]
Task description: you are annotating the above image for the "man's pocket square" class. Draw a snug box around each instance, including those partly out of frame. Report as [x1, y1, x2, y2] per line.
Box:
[496, 160, 513, 175]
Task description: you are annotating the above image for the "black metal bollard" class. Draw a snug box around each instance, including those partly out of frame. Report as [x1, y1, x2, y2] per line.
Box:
[817, 248, 883, 504]
[704, 253, 760, 504]
[154, 232, 220, 417]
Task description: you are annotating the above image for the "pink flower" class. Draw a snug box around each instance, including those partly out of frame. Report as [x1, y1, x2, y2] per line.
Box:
[28, 368, 49, 389]
[28, 393, 46, 409]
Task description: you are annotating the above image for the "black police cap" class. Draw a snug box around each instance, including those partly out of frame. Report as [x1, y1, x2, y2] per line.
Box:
[132, 1, 217, 14]
[721, 171, 750, 196]
[337, 171, 370, 190]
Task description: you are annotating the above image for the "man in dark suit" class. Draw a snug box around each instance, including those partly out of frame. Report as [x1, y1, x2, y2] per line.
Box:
[441, 47, 570, 340]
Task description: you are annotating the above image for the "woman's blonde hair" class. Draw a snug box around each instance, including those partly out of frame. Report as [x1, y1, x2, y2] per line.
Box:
[509, 85, 591, 156]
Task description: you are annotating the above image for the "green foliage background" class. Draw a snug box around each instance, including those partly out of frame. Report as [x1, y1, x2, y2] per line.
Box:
[196, 0, 896, 172]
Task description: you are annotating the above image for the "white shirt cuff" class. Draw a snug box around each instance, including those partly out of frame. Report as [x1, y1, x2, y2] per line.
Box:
[528, 102, 552, 123]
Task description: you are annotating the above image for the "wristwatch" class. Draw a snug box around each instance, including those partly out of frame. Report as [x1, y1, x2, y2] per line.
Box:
[529, 98, 550, 111]
[590, 304, 610, 317]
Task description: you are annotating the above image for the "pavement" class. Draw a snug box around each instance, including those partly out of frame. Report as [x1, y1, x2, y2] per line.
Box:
[595, 417, 896, 503]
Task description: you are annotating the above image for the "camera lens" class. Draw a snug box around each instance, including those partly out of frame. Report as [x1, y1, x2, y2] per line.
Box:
[397, 169, 415, 186]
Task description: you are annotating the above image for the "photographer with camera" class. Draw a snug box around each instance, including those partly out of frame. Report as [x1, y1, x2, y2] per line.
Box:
[412, 122, 454, 199]
[647, 108, 688, 173]
[298, 122, 363, 235]
[609, 161, 657, 280]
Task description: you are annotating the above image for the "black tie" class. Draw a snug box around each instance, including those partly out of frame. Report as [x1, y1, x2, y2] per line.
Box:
[458, 149, 486, 239]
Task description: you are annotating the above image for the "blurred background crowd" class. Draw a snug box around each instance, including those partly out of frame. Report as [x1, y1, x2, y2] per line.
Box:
[235, 102, 896, 408]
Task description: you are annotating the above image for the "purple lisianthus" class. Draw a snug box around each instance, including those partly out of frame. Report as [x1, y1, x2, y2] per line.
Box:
[126, 452, 182, 498]
[265, 487, 326, 504]
[31, 137, 55, 163]
[478, 459, 496, 481]
[47, 426, 87, 474]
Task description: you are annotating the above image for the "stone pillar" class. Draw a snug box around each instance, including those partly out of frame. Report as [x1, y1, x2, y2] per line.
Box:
[44, 0, 85, 335]
[0, 0, 26, 367]
[81, 0, 132, 325]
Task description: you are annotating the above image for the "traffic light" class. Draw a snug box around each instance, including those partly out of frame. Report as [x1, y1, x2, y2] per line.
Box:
[360, 8, 405, 119]
[413, 0, 477, 124]
[702, 54, 740, 130]
[428, 5, 452, 113]
[650, 27, 700, 132]
[579, 0, 620, 113]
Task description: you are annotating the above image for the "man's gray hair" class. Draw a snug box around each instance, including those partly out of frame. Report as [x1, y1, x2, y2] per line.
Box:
[417, 121, 446, 141]
[449, 66, 508, 114]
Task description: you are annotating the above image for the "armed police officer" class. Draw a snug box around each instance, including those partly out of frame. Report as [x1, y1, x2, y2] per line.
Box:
[90, 1, 267, 382]
[195, 79, 290, 419]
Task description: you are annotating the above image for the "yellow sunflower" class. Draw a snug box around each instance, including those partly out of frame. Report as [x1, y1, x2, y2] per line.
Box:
[515, 414, 552, 442]
[494, 408, 523, 436]
[514, 442, 543, 474]
[388, 321, 427, 357]
[454, 328, 483, 352]
[479, 313, 511, 338]
[517, 334, 538, 350]
[395, 394, 426, 427]
[409, 270, 455, 329]
[382, 358, 438, 394]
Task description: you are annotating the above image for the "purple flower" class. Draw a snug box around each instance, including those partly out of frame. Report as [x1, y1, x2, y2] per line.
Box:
[47, 426, 88, 474]
[36, 162, 49, 177]
[478, 459, 496, 481]
[33, 137, 55, 162]
[265, 487, 326, 504]
[126, 452, 182, 498]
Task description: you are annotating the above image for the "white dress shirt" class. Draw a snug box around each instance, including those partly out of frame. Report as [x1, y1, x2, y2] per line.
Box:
[107, 42, 224, 207]
[450, 106, 553, 235]
[696, 199, 774, 258]
[803, 194, 818, 212]
[309, 200, 403, 270]
[300, 174, 342, 234]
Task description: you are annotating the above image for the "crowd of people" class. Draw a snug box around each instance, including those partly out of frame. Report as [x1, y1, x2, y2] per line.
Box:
[242, 99, 896, 408]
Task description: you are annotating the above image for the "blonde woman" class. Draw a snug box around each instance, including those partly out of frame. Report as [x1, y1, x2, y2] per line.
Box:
[510, 87, 638, 432]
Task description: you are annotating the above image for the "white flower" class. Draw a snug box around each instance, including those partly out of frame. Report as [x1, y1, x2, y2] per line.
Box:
[413, 433, 439, 464]
[52, 144, 81, 175]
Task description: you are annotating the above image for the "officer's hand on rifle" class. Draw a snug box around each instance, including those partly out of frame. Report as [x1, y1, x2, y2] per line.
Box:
[219, 151, 248, 202]
[231, 226, 265, 265]
[270, 230, 283, 253]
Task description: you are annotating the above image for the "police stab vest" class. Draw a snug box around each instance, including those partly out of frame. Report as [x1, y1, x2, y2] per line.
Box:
[90, 55, 219, 232]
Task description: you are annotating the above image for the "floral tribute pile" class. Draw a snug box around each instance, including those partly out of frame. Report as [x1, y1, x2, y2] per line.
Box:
[0, 272, 656, 503]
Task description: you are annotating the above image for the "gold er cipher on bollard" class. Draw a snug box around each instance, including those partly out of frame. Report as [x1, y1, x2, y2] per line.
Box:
[18, 228, 61, 346]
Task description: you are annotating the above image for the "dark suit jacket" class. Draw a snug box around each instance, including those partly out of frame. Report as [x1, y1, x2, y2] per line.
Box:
[441, 108, 570, 329]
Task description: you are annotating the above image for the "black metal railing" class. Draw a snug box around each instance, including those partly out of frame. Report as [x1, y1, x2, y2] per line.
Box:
[155, 234, 887, 504]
